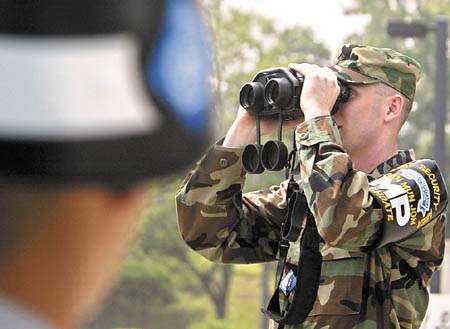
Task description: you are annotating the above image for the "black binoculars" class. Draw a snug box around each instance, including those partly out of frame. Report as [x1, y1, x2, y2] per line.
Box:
[240, 67, 350, 174]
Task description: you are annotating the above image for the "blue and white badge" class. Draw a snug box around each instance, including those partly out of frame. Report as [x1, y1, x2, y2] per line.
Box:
[397, 168, 431, 217]
[280, 270, 297, 296]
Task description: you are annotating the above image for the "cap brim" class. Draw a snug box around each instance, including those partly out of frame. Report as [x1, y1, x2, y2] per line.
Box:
[331, 65, 380, 85]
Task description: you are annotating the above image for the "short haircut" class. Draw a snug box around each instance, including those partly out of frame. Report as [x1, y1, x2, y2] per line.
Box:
[375, 83, 413, 128]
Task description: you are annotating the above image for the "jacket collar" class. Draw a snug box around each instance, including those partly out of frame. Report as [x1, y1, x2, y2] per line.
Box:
[368, 149, 416, 180]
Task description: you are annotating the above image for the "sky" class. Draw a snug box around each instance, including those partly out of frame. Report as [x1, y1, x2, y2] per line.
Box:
[224, 0, 368, 56]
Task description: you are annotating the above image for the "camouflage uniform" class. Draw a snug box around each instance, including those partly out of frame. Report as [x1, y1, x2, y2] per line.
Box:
[176, 45, 448, 329]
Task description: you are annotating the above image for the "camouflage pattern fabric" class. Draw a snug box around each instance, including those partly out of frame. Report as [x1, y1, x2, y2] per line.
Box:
[176, 116, 447, 329]
[333, 44, 422, 100]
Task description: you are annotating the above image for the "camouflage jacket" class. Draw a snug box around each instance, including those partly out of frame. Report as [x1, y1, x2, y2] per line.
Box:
[176, 116, 447, 329]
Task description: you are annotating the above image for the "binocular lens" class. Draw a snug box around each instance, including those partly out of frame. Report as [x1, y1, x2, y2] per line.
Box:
[240, 82, 265, 112]
[243, 144, 264, 174]
[261, 140, 288, 171]
[265, 78, 292, 108]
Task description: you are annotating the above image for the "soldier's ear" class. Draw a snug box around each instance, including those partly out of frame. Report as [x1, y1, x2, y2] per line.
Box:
[384, 94, 404, 124]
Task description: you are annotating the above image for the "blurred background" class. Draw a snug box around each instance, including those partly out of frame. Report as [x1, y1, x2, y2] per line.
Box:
[85, 0, 450, 328]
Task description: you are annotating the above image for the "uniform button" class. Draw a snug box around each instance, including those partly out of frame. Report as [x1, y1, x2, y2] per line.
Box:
[298, 132, 309, 140]
[219, 158, 229, 168]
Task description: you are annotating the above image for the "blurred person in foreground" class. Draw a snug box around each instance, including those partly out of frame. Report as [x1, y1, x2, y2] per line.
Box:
[0, 1, 212, 328]
[176, 44, 447, 328]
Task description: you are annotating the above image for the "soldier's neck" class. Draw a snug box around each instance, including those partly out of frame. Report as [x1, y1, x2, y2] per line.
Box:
[351, 141, 398, 174]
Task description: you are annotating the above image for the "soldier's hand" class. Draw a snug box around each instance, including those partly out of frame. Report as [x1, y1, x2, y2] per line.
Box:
[288, 63, 340, 121]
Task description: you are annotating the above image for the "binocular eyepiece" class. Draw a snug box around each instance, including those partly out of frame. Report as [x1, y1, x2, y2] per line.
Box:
[239, 67, 350, 174]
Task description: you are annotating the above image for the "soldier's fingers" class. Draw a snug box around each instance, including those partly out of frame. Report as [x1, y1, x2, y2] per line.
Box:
[288, 63, 320, 76]
[289, 63, 338, 85]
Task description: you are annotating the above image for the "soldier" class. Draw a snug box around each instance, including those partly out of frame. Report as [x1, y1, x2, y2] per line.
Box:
[176, 44, 448, 328]
[0, 1, 212, 329]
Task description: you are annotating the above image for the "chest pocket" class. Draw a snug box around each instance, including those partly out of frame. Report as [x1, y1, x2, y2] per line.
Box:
[308, 255, 367, 316]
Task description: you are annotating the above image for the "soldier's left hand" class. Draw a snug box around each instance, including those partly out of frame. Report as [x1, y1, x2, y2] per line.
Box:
[288, 63, 340, 121]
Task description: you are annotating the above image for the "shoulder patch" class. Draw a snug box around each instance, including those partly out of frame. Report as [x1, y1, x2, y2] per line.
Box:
[369, 159, 447, 247]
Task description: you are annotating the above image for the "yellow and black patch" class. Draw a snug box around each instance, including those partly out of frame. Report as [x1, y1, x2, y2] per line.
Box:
[369, 159, 447, 247]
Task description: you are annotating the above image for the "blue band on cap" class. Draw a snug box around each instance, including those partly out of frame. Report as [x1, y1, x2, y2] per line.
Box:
[147, 0, 212, 133]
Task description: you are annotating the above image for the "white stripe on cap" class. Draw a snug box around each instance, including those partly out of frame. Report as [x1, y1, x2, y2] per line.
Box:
[0, 34, 160, 140]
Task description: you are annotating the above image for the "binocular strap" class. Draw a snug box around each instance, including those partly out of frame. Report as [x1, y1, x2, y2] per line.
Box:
[262, 190, 322, 327]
